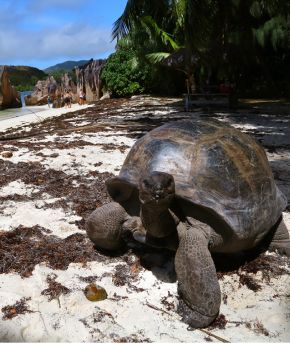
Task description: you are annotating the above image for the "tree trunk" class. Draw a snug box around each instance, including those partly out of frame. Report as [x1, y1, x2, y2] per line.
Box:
[187, 72, 196, 94]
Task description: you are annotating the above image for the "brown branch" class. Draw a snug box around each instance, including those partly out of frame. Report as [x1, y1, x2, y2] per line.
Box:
[145, 301, 230, 342]
[144, 301, 172, 316]
[199, 329, 230, 343]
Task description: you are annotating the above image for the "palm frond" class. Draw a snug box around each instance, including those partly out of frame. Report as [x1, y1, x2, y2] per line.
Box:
[141, 16, 180, 50]
[146, 52, 171, 64]
[129, 56, 139, 69]
[112, 0, 141, 41]
[173, 0, 186, 28]
[253, 15, 290, 49]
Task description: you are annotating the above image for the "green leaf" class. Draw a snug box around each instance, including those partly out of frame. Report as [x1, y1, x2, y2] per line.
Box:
[141, 16, 181, 50]
[146, 52, 171, 63]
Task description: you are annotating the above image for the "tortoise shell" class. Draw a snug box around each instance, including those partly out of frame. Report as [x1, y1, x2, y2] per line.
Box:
[107, 119, 286, 242]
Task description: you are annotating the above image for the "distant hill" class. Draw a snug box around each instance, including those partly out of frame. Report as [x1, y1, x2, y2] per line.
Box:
[44, 60, 90, 73]
[6, 65, 48, 91]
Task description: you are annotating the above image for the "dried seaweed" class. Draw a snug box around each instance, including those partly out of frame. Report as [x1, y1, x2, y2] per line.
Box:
[238, 273, 261, 291]
[111, 333, 151, 343]
[110, 292, 129, 301]
[41, 274, 70, 301]
[112, 264, 131, 286]
[1, 297, 33, 320]
[244, 318, 271, 337]
[91, 310, 113, 323]
[208, 314, 228, 330]
[0, 159, 113, 223]
[111, 251, 143, 287]
[0, 225, 106, 277]
[100, 143, 130, 153]
[253, 319, 270, 337]
[240, 253, 289, 279]
[79, 275, 100, 283]
[216, 252, 290, 291]
[160, 291, 175, 311]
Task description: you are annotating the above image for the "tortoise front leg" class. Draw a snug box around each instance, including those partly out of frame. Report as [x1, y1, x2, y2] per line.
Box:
[85, 202, 129, 251]
[175, 220, 221, 328]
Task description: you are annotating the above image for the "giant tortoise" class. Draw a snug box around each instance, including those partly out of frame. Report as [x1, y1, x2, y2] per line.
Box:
[86, 118, 289, 328]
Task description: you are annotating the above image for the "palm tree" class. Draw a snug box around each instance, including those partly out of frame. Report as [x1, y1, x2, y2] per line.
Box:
[112, 0, 290, 96]
[112, 0, 216, 93]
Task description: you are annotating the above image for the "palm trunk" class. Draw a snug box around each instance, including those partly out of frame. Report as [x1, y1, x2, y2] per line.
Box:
[187, 72, 196, 94]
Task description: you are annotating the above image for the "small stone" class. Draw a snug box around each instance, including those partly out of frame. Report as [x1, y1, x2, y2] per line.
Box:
[1, 151, 13, 158]
[84, 283, 108, 302]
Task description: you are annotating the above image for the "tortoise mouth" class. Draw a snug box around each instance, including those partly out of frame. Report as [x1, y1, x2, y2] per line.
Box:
[138, 171, 175, 206]
[154, 190, 165, 201]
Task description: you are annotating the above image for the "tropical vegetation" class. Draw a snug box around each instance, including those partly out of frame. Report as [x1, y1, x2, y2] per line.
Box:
[44, 60, 89, 73]
[102, 0, 290, 97]
[49, 69, 77, 85]
[6, 66, 47, 91]
[101, 45, 151, 96]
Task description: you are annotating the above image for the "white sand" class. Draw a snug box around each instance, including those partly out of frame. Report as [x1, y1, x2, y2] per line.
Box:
[0, 103, 93, 132]
[0, 97, 290, 342]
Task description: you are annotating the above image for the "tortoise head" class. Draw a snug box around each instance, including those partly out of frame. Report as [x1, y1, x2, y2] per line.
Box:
[139, 171, 175, 206]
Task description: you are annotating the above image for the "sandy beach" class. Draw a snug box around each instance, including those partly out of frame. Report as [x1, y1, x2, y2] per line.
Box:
[0, 96, 289, 342]
[0, 103, 93, 133]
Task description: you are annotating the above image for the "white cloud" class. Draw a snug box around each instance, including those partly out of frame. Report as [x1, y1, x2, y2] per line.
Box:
[43, 24, 114, 57]
[0, 0, 116, 68]
[0, 23, 114, 62]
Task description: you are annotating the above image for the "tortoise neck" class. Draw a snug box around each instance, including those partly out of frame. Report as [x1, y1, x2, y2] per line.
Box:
[140, 201, 175, 238]
[141, 201, 170, 219]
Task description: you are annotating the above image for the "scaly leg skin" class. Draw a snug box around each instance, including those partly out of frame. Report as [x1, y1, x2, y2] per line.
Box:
[85, 202, 129, 251]
[268, 218, 290, 257]
[175, 220, 221, 328]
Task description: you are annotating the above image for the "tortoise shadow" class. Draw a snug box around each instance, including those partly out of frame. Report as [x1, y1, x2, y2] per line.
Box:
[129, 244, 177, 283]
[127, 245, 262, 284]
[128, 239, 273, 284]
[92, 223, 284, 287]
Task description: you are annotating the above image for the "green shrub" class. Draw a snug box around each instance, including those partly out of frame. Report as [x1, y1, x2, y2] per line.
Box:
[101, 47, 151, 97]
[49, 69, 66, 83]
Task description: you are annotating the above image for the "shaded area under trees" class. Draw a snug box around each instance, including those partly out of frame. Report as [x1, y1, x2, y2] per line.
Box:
[101, 0, 290, 98]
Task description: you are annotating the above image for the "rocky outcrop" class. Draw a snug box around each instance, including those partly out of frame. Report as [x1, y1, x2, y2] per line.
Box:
[0, 66, 22, 109]
[24, 59, 105, 108]
[100, 91, 111, 100]
[25, 74, 77, 107]
[61, 73, 77, 97]
[75, 59, 106, 102]
[25, 76, 57, 106]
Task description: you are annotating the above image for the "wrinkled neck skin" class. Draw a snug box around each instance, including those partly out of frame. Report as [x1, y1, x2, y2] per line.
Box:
[140, 198, 176, 238]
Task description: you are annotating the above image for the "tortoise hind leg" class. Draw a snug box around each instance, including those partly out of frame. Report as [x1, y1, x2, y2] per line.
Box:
[268, 217, 290, 257]
[175, 220, 221, 328]
[85, 202, 128, 251]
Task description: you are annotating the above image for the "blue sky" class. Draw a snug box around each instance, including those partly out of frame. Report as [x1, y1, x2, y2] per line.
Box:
[0, 0, 127, 70]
